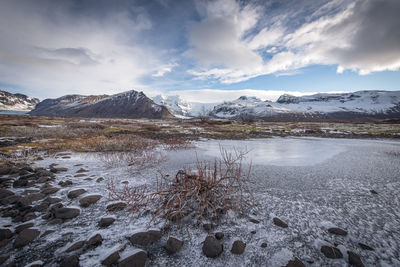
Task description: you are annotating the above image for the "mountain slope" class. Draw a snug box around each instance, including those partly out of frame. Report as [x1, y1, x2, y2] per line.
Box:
[30, 90, 173, 119]
[152, 95, 218, 117]
[0, 90, 40, 111]
[210, 90, 400, 120]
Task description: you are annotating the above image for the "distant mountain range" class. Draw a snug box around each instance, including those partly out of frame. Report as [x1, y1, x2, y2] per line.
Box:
[0, 90, 39, 111]
[29, 90, 173, 119]
[210, 90, 400, 120]
[2, 89, 400, 120]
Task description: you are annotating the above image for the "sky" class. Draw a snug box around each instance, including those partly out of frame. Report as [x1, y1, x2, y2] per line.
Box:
[0, 0, 400, 102]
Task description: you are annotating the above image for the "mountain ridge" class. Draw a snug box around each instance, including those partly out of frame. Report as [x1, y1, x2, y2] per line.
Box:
[0, 90, 40, 111]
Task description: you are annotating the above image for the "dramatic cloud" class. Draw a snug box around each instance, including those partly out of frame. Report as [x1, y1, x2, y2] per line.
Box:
[187, 0, 400, 83]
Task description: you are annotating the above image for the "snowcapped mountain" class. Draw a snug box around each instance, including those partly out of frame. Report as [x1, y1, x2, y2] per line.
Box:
[0, 90, 40, 111]
[210, 90, 400, 120]
[152, 95, 217, 117]
[30, 90, 173, 119]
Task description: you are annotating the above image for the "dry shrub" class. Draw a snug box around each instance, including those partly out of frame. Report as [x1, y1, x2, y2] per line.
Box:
[98, 150, 166, 170]
[107, 146, 254, 226]
[160, 137, 193, 150]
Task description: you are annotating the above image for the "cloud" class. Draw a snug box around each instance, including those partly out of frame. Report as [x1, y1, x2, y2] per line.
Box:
[0, 0, 163, 98]
[187, 0, 400, 83]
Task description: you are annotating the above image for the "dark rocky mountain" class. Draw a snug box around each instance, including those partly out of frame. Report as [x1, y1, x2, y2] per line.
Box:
[29, 90, 173, 119]
[0, 90, 40, 111]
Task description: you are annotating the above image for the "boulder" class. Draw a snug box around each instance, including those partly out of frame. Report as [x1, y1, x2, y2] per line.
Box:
[76, 168, 89, 173]
[98, 217, 115, 228]
[0, 189, 14, 199]
[67, 189, 86, 199]
[106, 202, 127, 212]
[165, 237, 183, 254]
[79, 195, 101, 207]
[15, 222, 34, 233]
[129, 230, 162, 246]
[96, 177, 104, 183]
[0, 228, 13, 240]
[321, 246, 343, 259]
[286, 257, 306, 267]
[87, 234, 103, 248]
[102, 251, 120, 266]
[118, 250, 147, 267]
[202, 235, 223, 258]
[231, 240, 246, 254]
[348, 251, 365, 267]
[215, 232, 224, 240]
[60, 255, 79, 267]
[41, 186, 60, 195]
[13, 228, 40, 248]
[273, 217, 288, 228]
[53, 207, 80, 220]
[328, 227, 348, 236]
[65, 241, 85, 252]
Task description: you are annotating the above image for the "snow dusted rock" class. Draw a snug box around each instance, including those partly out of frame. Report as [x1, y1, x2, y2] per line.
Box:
[129, 229, 162, 246]
[202, 235, 223, 258]
[215, 232, 224, 240]
[165, 236, 184, 254]
[285, 257, 306, 267]
[0, 228, 13, 240]
[320, 246, 343, 259]
[231, 240, 246, 255]
[261, 242, 268, 248]
[67, 189, 86, 199]
[0, 90, 39, 111]
[53, 207, 80, 220]
[273, 217, 288, 228]
[102, 251, 120, 266]
[348, 251, 365, 267]
[96, 177, 104, 183]
[98, 217, 115, 228]
[13, 228, 40, 248]
[118, 249, 148, 267]
[65, 241, 85, 252]
[106, 202, 127, 211]
[79, 194, 101, 207]
[60, 255, 79, 267]
[87, 233, 103, 248]
[76, 168, 89, 173]
[328, 227, 348, 236]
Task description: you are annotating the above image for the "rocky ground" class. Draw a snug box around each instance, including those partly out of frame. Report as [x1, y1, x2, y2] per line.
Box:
[0, 137, 399, 266]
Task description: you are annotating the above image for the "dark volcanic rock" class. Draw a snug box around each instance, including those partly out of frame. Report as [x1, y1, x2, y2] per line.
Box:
[79, 194, 101, 207]
[13, 228, 40, 248]
[65, 241, 85, 252]
[59, 180, 73, 187]
[273, 217, 288, 228]
[261, 242, 268, 248]
[165, 237, 184, 254]
[87, 233, 103, 248]
[41, 186, 60, 195]
[60, 255, 79, 267]
[118, 250, 148, 267]
[348, 251, 365, 267]
[286, 257, 306, 267]
[53, 207, 80, 219]
[129, 230, 162, 246]
[15, 222, 34, 233]
[0, 228, 13, 240]
[102, 251, 120, 266]
[202, 235, 223, 258]
[98, 217, 115, 228]
[106, 202, 126, 211]
[328, 227, 348, 236]
[67, 189, 86, 199]
[30, 90, 173, 119]
[321, 246, 343, 259]
[96, 177, 104, 182]
[76, 168, 89, 173]
[249, 218, 260, 224]
[231, 240, 246, 255]
[358, 243, 374, 251]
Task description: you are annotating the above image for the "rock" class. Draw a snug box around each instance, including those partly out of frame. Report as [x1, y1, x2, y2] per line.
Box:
[60, 255, 79, 267]
[203, 223, 213, 231]
[320, 246, 343, 259]
[261, 242, 268, 248]
[231, 240, 246, 254]
[118, 250, 147, 267]
[129, 230, 162, 246]
[40, 230, 55, 237]
[44, 197, 62, 204]
[79, 195, 101, 207]
[273, 217, 288, 228]
[15, 222, 34, 233]
[13, 228, 40, 248]
[251, 230, 256, 234]
[215, 232, 224, 240]
[0, 189, 14, 199]
[286, 257, 306, 267]
[0, 255, 10, 265]
[106, 202, 126, 211]
[358, 243, 374, 251]
[98, 217, 115, 228]
[76, 168, 89, 173]
[87, 233, 103, 247]
[0, 238, 11, 248]
[96, 177, 104, 183]
[74, 164, 84, 166]
[67, 189, 86, 199]
[0, 228, 13, 240]
[49, 218, 63, 225]
[53, 207, 80, 219]
[249, 218, 260, 224]
[66, 241, 85, 252]
[370, 189, 378, 194]
[74, 174, 87, 178]
[26, 193, 45, 202]
[41, 186, 60, 195]
[202, 235, 223, 258]
[50, 167, 68, 173]
[165, 237, 183, 254]
[348, 251, 365, 267]
[328, 227, 348, 236]
[102, 251, 120, 266]
[59, 180, 73, 187]
[23, 212, 37, 222]
[33, 201, 50, 212]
